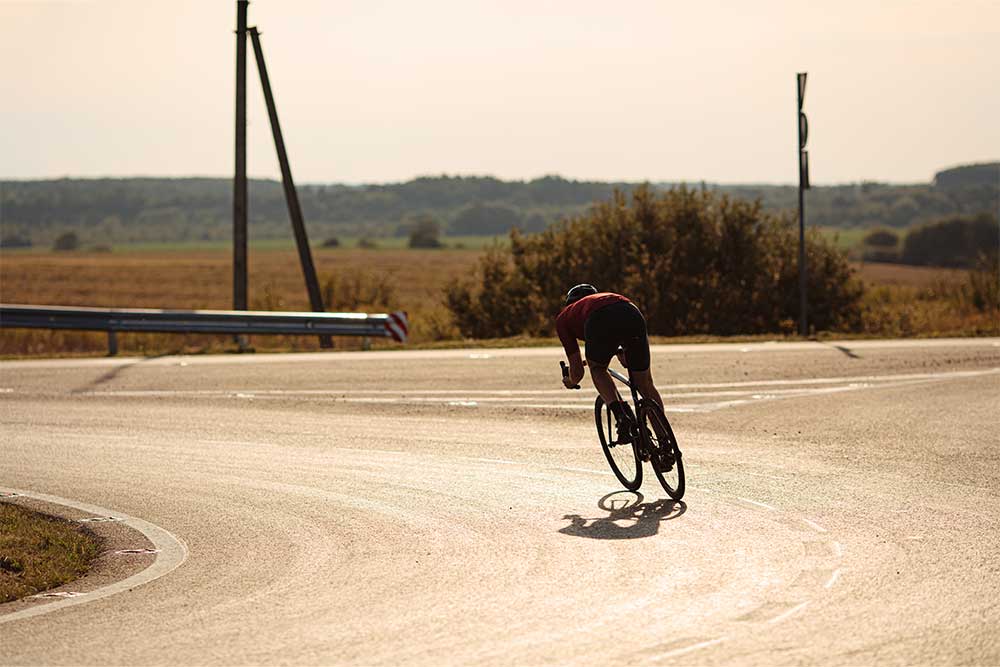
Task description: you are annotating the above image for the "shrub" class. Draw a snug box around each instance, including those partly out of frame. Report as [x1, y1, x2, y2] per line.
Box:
[357, 237, 378, 249]
[863, 229, 899, 247]
[52, 232, 79, 251]
[321, 237, 340, 248]
[0, 234, 32, 248]
[408, 217, 443, 248]
[446, 185, 864, 338]
[862, 228, 900, 263]
[967, 251, 999, 313]
[901, 213, 998, 268]
[322, 270, 396, 311]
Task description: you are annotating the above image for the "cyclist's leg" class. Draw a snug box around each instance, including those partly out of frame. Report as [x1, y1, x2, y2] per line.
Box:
[586, 357, 619, 406]
[584, 305, 626, 408]
[620, 305, 664, 409]
[630, 369, 663, 410]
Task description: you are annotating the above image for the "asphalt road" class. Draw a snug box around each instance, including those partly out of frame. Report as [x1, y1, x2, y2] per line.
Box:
[2, 338, 999, 666]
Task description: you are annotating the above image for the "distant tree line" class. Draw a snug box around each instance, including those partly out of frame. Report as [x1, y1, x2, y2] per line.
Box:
[856, 213, 998, 268]
[1, 163, 996, 252]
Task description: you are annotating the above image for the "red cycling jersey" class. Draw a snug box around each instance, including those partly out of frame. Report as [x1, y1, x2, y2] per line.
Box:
[555, 292, 631, 357]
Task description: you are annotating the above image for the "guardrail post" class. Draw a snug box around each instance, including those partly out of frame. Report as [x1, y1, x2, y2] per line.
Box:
[107, 330, 118, 357]
[362, 336, 371, 351]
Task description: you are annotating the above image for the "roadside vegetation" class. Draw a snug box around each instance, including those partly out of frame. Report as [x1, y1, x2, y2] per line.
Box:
[0, 503, 100, 603]
[447, 186, 862, 337]
[1, 182, 996, 357]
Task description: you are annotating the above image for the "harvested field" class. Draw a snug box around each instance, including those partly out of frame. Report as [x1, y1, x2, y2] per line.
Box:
[0, 247, 480, 355]
[1, 250, 995, 357]
[853, 261, 965, 287]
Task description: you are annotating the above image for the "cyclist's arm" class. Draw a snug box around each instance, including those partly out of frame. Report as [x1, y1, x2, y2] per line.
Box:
[555, 317, 586, 386]
[565, 350, 585, 386]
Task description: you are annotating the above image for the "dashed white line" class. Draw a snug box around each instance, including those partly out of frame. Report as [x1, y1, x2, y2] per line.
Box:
[737, 497, 776, 511]
[825, 569, 842, 589]
[653, 637, 728, 661]
[801, 518, 828, 533]
[767, 601, 810, 625]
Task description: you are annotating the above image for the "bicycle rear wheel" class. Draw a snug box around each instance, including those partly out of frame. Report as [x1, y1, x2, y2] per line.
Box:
[595, 396, 642, 491]
[638, 402, 685, 500]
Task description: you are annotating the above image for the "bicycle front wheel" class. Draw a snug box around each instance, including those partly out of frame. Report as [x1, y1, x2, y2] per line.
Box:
[638, 402, 685, 500]
[595, 396, 642, 491]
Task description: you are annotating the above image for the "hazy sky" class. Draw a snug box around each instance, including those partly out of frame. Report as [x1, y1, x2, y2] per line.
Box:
[2, 0, 998, 184]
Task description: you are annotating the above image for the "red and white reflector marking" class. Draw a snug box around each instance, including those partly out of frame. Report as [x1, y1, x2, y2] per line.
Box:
[385, 311, 409, 343]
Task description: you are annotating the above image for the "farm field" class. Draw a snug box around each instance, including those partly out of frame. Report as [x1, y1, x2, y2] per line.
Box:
[0, 247, 480, 355]
[854, 261, 964, 286]
[0, 247, 994, 357]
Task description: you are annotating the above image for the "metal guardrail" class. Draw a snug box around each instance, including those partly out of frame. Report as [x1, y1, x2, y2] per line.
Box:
[0, 304, 407, 355]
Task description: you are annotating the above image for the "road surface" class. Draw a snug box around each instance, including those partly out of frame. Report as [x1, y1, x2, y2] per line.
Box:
[2, 338, 999, 665]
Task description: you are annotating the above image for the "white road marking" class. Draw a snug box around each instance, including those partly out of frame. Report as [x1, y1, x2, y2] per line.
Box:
[73, 367, 999, 414]
[653, 637, 728, 661]
[832, 541, 844, 557]
[801, 518, 828, 533]
[0, 488, 187, 625]
[4, 336, 996, 370]
[741, 470, 793, 481]
[767, 601, 810, 624]
[29, 591, 85, 599]
[737, 497, 776, 511]
[553, 466, 608, 476]
[825, 569, 842, 589]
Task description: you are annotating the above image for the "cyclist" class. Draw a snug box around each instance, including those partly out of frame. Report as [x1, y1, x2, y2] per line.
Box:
[557, 284, 664, 442]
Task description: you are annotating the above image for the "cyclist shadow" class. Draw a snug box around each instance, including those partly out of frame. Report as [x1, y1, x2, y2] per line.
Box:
[559, 491, 686, 540]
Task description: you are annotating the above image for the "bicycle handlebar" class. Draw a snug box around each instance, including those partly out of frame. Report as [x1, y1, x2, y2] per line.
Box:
[560, 361, 581, 390]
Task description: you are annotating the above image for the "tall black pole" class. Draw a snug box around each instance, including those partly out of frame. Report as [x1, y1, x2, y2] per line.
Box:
[796, 72, 810, 337]
[249, 27, 332, 349]
[233, 0, 248, 313]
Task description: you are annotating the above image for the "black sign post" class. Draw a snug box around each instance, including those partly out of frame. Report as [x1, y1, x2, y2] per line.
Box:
[796, 72, 810, 337]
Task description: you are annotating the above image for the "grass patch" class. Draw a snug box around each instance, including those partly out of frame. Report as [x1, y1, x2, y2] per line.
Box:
[0, 503, 101, 603]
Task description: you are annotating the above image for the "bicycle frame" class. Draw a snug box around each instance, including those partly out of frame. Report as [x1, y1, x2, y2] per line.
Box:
[607, 367, 643, 409]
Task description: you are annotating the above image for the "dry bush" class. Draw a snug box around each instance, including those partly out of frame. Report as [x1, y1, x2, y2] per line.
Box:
[446, 186, 864, 337]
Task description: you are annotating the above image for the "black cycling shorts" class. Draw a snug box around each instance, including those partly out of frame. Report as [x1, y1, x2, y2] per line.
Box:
[583, 301, 651, 371]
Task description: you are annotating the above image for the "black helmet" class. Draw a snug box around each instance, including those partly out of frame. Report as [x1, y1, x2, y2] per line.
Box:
[565, 283, 598, 305]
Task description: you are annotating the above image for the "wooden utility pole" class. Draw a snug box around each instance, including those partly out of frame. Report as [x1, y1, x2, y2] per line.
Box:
[249, 27, 332, 348]
[233, 0, 249, 313]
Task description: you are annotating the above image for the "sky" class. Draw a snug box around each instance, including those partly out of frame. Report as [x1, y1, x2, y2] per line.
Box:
[1, 0, 998, 185]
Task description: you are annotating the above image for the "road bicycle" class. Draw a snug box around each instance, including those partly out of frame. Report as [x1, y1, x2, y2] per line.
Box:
[562, 360, 685, 499]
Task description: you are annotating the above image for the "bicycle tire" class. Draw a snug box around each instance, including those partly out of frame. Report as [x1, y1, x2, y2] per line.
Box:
[595, 396, 642, 491]
[638, 402, 685, 500]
